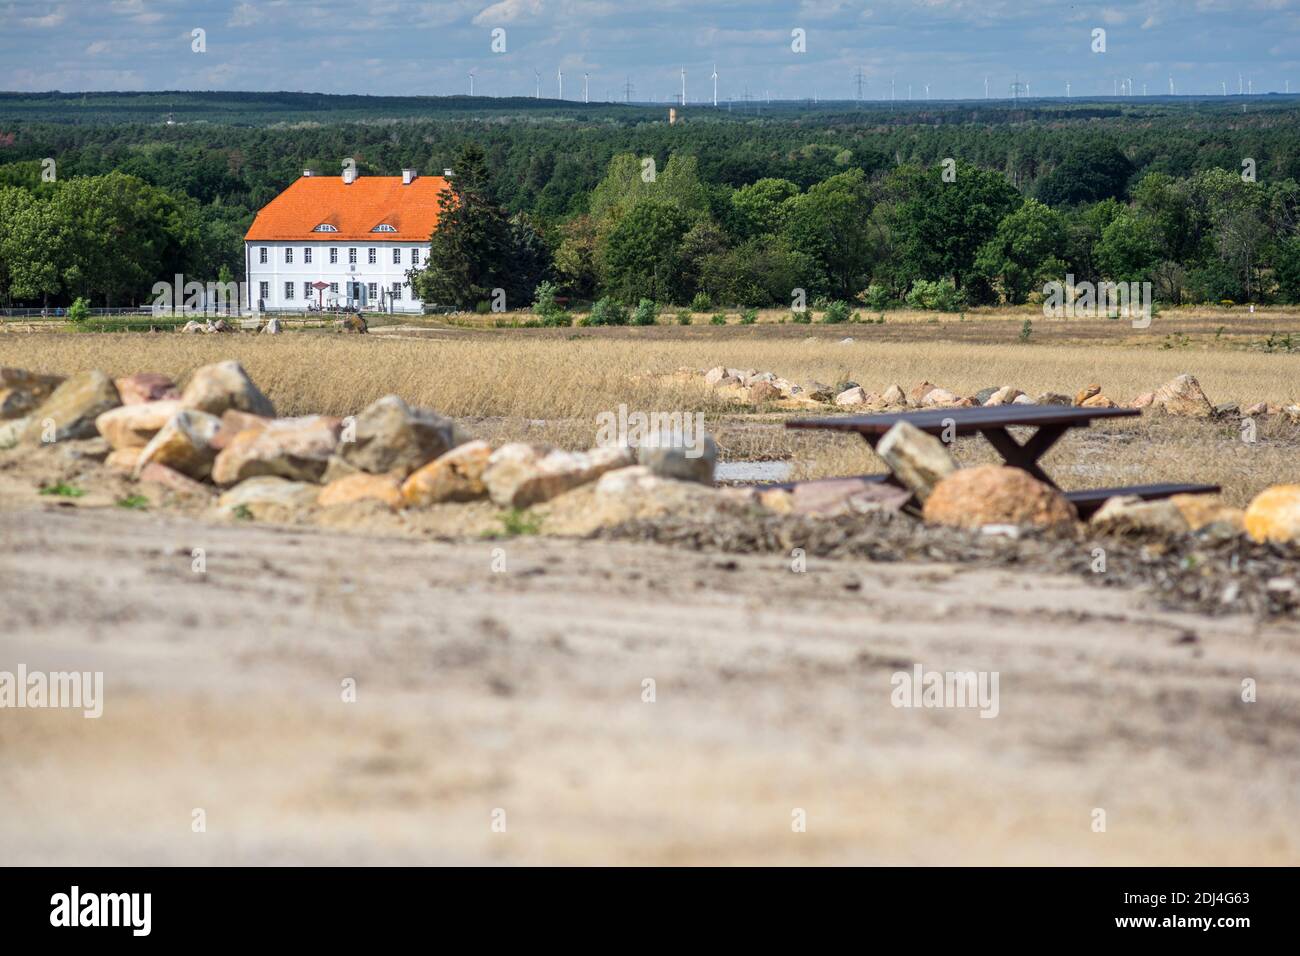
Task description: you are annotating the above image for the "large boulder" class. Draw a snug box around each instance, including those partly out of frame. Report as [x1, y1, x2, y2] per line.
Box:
[209, 409, 273, 451]
[401, 439, 493, 506]
[636, 432, 717, 484]
[211, 415, 342, 485]
[216, 476, 320, 522]
[23, 370, 120, 443]
[0, 367, 64, 420]
[137, 462, 215, 501]
[180, 361, 275, 418]
[114, 372, 179, 405]
[834, 386, 869, 407]
[318, 472, 403, 510]
[95, 399, 184, 449]
[779, 477, 910, 517]
[1244, 485, 1300, 545]
[908, 381, 939, 405]
[1171, 494, 1244, 533]
[875, 421, 957, 502]
[1073, 383, 1101, 406]
[1035, 392, 1073, 407]
[338, 395, 455, 476]
[923, 465, 1077, 530]
[1080, 394, 1119, 409]
[483, 443, 635, 508]
[880, 384, 909, 408]
[747, 381, 782, 403]
[1150, 374, 1214, 417]
[1089, 496, 1190, 537]
[982, 386, 1022, 406]
[534, 465, 731, 535]
[133, 409, 223, 480]
[920, 387, 962, 407]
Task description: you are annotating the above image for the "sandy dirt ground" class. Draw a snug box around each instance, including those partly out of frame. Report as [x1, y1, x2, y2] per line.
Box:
[2, 502, 1299, 866]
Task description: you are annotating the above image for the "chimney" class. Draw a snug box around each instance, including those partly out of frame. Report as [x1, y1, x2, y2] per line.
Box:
[342, 167, 357, 185]
[302, 168, 315, 177]
[401, 168, 417, 185]
[443, 168, 454, 178]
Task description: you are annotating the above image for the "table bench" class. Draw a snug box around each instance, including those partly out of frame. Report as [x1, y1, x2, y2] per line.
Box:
[784, 405, 1218, 518]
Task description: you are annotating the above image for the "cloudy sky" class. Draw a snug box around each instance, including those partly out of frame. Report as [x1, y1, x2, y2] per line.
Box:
[1, 0, 1297, 101]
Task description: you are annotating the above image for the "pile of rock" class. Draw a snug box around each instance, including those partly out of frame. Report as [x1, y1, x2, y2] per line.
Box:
[1, 360, 727, 529]
[693, 365, 1293, 419]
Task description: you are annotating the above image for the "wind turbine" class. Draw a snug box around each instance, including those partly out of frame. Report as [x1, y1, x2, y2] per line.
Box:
[468, 70, 474, 96]
[924, 82, 930, 99]
[1066, 80, 1071, 98]
[984, 75, 989, 99]
[1222, 81, 1227, 96]
[1168, 76, 1175, 95]
[558, 67, 563, 100]
[583, 72, 589, 104]
[535, 70, 541, 99]
[712, 64, 718, 107]
[680, 67, 686, 106]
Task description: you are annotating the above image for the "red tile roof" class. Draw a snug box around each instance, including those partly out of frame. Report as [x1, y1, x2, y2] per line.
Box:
[245, 174, 451, 242]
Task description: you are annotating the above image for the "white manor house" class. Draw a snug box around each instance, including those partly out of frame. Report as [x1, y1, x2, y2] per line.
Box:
[244, 167, 449, 313]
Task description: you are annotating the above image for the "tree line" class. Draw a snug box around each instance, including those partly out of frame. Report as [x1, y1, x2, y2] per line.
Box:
[1, 100, 1299, 308]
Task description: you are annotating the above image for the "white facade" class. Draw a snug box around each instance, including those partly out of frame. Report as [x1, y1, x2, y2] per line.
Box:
[244, 239, 431, 313]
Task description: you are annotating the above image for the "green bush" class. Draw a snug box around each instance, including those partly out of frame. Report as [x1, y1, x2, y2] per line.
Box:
[67, 297, 91, 324]
[676, 309, 692, 325]
[691, 292, 712, 313]
[739, 307, 758, 325]
[821, 300, 851, 324]
[532, 280, 570, 326]
[632, 298, 658, 326]
[859, 284, 891, 311]
[791, 309, 811, 324]
[905, 278, 966, 312]
[474, 300, 492, 315]
[710, 312, 727, 326]
[588, 296, 630, 326]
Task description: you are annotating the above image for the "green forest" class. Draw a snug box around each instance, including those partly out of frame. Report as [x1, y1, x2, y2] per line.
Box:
[1, 90, 1299, 311]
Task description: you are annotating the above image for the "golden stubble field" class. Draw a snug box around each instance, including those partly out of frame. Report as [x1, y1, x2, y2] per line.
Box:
[2, 315, 1298, 505]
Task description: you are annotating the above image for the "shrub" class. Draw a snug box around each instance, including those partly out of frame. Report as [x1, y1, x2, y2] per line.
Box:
[532, 280, 569, 327]
[791, 309, 811, 324]
[905, 278, 966, 312]
[710, 312, 727, 326]
[1019, 318, 1033, 342]
[821, 300, 851, 324]
[589, 296, 630, 326]
[739, 307, 758, 325]
[632, 298, 658, 326]
[676, 309, 692, 325]
[859, 284, 891, 311]
[691, 292, 712, 313]
[67, 297, 91, 324]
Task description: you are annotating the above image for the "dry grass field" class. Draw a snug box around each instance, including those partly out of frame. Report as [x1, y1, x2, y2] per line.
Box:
[2, 310, 1298, 505]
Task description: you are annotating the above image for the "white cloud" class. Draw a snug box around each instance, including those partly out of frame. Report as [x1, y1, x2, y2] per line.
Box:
[229, 2, 264, 27]
[473, 0, 544, 27]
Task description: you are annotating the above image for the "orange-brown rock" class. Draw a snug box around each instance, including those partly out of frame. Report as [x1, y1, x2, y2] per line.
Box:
[401, 440, 492, 506]
[923, 465, 1077, 530]
[1244, 485, 1300, 544]
[318, 472, 403, 510]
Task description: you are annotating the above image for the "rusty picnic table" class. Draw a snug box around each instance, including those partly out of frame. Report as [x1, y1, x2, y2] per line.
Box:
[784, 404, 1219, 518]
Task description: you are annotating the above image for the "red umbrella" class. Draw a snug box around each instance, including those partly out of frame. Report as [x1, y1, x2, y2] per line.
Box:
[312, 281, 330, 309]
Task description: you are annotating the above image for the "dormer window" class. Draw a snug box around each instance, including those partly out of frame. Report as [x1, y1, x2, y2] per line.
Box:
[313, 224, 338, 233]
[372, 224, 397, 233]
